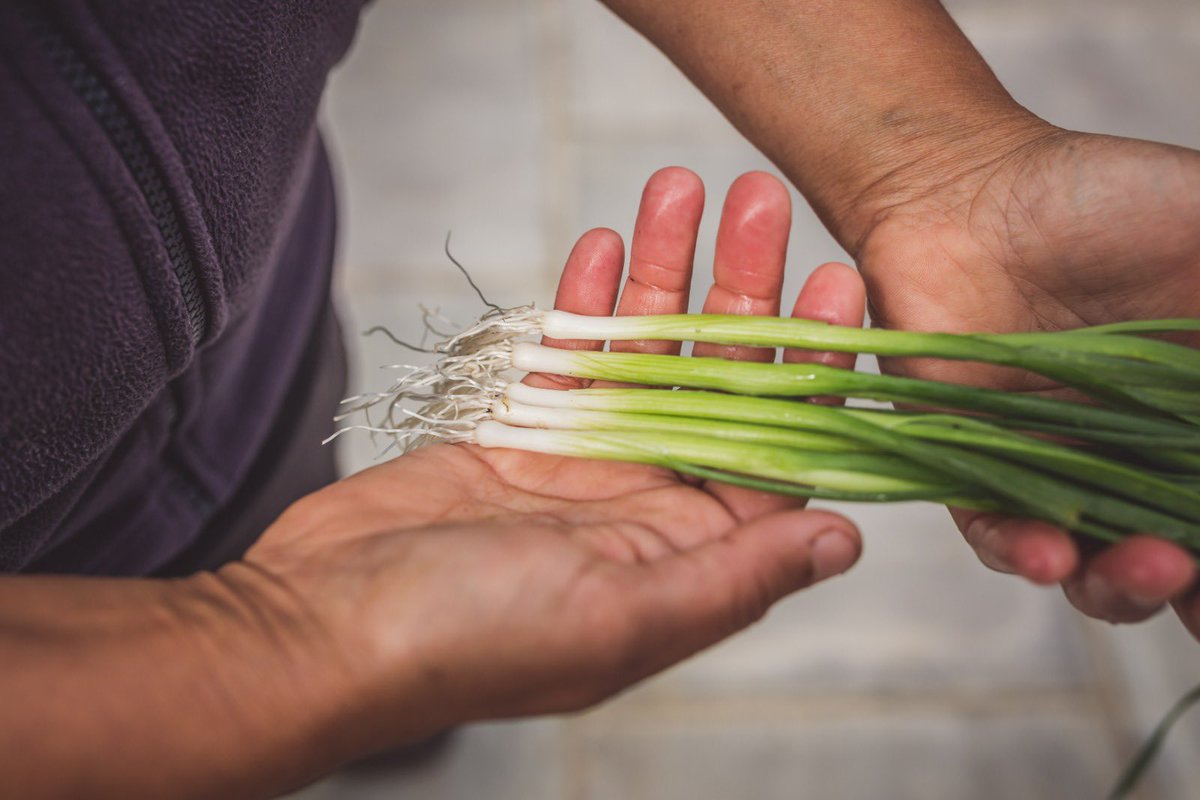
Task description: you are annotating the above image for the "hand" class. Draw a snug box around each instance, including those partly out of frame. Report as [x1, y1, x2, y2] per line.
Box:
[854, 125, 1200, 636]
[239, 169, 865, 753]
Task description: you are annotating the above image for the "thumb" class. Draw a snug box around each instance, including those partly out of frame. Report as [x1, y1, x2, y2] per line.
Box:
[626, 509, 860, 673]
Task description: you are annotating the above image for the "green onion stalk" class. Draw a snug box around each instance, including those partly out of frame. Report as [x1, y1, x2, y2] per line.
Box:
[510, 343, 1200, 449]
[491, 385, 1200, 549]
[532, 310, 1200, 415]
[340, 307, 1200, 796]
[499, 385, 1200, 528]
[333, 308, 1200, 549]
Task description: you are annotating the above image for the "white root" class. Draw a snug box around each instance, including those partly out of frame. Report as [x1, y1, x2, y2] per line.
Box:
[327, 306, 546, 453]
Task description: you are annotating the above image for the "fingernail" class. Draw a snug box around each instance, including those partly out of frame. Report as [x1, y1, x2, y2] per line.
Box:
[811, 529, 857, 582]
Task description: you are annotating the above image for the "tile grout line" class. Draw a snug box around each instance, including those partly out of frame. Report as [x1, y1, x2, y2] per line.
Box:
[571, 684, 1108, 729]
[1077, 618, 1171, 800]
[536, 0, 579, 294]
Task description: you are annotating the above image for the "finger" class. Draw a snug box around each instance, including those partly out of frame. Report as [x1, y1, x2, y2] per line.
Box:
[1062, 536, 1197, 624]
[694, 187, 859, 517]
[525, 228, 624, 390]
[1171, 588, 1200, 641]
[783, 262, 866, 405]
[709, 264, 864, 517]
[688, 173, 791, 516]
[955, 511, 1079, 585]
[624, 509, 861, 675]
[693, 171, 791, 363]
[609, 166, 705, 354]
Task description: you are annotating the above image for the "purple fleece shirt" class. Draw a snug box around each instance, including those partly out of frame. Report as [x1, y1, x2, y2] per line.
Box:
[0, 1, 368, 574]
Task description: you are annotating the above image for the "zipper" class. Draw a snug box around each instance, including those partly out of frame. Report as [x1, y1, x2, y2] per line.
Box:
[17, 4, 208, 345]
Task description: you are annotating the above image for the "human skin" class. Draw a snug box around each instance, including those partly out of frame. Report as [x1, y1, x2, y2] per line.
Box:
[602, 0, 1200, 635]
[6, 0, 1199, 793]
[0, 169, 865, 798]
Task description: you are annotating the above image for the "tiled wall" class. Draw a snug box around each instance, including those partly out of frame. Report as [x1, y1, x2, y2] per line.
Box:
[298, 2, 1200, 798]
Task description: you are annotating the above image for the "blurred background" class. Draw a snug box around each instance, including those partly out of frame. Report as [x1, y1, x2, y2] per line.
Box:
[293, 1, 1200, 797]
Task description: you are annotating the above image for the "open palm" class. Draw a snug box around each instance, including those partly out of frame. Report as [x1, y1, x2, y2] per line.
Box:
[858, 129, 1200, 633]
[244, 169, 864, 741]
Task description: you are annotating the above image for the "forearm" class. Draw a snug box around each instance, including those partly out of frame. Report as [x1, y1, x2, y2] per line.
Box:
[604, 0, 1049, 249]
[0, 566, 364, 799]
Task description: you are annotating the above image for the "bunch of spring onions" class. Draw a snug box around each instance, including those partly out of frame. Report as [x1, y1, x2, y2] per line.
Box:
[338, 306, 1200, 554]
[338, 304, 1200, 797]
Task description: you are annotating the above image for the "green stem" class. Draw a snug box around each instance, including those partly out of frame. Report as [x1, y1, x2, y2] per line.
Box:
[1072, 319, 1200, 336]
[501, 394, 1200, 524]
[844, 411, 1200, 524]
[474, 421, 971, 498]
[512, 344, 1200, 448]
[540, 312, 1200, 404]
[493, 402, 868, 453]
[992, 331, 1200, 378]
[1108, 683, 1200, 800]
[660, 459, 986, 506]
[505, 385, 1200, 547]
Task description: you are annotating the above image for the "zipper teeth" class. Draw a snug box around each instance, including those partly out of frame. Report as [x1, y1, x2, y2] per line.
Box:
[18, 5, 207, 345]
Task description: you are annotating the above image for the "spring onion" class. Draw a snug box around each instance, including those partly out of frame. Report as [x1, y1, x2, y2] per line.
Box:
[334, 304, 1200, 549]
[338, 303, 1200, 796]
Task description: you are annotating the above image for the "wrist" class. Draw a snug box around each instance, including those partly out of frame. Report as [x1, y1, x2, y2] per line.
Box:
[239, 497, 464, 753]
[0, 564, 386, 797]
[182, 560, 379, 784]
[818, 107, 1060, 255]
[606, 0, 1061, 258]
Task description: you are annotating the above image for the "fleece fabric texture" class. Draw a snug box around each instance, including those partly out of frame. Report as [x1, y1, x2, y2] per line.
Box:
[0, 0, 367, 574]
